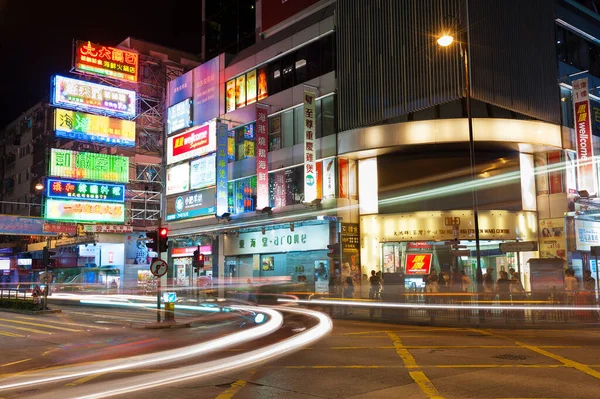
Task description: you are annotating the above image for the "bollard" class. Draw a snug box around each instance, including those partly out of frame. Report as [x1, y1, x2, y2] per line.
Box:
[164, 302, 175, 322]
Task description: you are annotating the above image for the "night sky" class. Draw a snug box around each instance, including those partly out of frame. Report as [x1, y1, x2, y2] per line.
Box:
[0, 0, 204, 128]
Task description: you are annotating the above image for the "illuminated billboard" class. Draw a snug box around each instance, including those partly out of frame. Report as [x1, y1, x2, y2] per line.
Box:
[191, 154, 216, 190]
[74, 41, 139, 82]
[54, 108, 135, 147]
[45, 199, 125, 223]
[167, 98, 193, 135]
[50, 149, 129, 183]
[46, 178, 125, 203]
[166, 187, 216, 221]
[51, 75, 136, 118]
[166, 162, 190, 195]
[167, 120, 217, 165]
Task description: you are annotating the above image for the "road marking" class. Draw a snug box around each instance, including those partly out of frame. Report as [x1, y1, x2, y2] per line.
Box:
[1, 359, 31, 368]
[387, 332, 418, 369]
[0, 318, 81, 332]
[0, 330, 24, 338]
[65, 372, 106, 386]
[16, 316, 110, 330]
[410, 370, 445, 399]
[277, 364, 567, 369]
[214, 369, 256, 399]
[0, 322, 52, 335]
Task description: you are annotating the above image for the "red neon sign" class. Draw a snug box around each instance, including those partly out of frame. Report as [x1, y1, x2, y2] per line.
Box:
[405, 253, 433, 275]
[75, 41, 138, 83]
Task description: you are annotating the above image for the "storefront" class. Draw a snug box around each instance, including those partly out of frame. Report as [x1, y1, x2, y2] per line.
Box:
[171, 245, 213, 286]
[361, 210, 538, 290]
[222, 221, 333, 293]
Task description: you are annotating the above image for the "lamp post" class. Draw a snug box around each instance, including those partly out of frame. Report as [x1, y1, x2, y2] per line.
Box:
[437, 28, 484, 305]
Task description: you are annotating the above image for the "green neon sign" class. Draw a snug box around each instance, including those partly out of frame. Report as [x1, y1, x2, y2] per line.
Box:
[49, 149, 129, 183]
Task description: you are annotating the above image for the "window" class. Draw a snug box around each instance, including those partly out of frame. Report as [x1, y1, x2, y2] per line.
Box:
[228, 176, 257, 214]
[557, 25, 600, 78]
[281, 109, 294, 149]
[268, 165, 304, 208]
[321, 95, 336, 137]
[268, 60, 281, 95]
[269, 114, 282, 151]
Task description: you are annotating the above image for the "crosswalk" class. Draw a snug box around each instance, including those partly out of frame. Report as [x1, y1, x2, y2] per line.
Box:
[0, 315, 110, 338]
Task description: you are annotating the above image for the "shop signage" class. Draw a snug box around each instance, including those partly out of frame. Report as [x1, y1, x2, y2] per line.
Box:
[407, 242, 433, 250]
[322, 158, 336, 199]
[171, 245, 212, 257]
[534, 153, 549, 195]
[539, 218, 566, 260]
[216, 123, 229, 216]
[47, 178, 125, 203]
[45, 198, 125, 223]
[565, 150, 578, 194]
[166, 187, 216, 222]
[405, 253, 432, 275]
[575, 219, 600, 251]
[303, 90, 318, 202]
[82, 224, 134, 234]
[168, 71, 193, 107]
[499, 241, 538, 253]
[341, 223, 360, 254]
[572, 77, 597, 194]
[54, 108, 136, 147]
[190, 154, 216, 190]
[0, 216, 55, 236]
[193, 57, 220, 126]
[166, 162, 190, 195]
[225, 79, 236, 113]
[246, 69, 257, 105]
[167, 98, 193, 135]
[339, 158, 349, 199]
[547, 151, 563, 194]
[256, 105, 269, 210]
[167, 120, 216, 165]
[51, 75, 136, 118]
[49, 149, 129, 183]
[223, 223, 329, 256]
[74, 41, 138, 82]
[42, 222, 77, 235]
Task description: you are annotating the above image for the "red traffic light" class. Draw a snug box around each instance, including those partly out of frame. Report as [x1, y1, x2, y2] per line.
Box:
[198, 253, 204, 262]
[159, 228, 168, 237]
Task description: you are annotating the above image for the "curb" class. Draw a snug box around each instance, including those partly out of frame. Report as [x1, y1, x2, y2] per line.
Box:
[130, 321, 192, 329]
[0, 307, 62, 315]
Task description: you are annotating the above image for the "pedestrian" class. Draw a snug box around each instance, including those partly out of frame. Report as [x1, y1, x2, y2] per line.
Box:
[564, 268, 578, 292]
[483, 267, 495, 294]
[450, 267, 462, 292]
[369, 270, 381, 299]
[583, 270, 596, 293]
[461, 270, 472, 292]
[343, 276, 354, 315]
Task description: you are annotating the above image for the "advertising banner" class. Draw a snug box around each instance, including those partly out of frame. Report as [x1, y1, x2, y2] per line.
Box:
[190, 154, 216, 190]
[235, 75, 246, 108]
[168, 71, 193, 107]
[534, 154, 548, 195]
[166, 187, 216, 222]
[167, 98, 193, 135]
[303, 90, 317, 202]
[54, 108, 135, 147]
[45, 199, 125, 223]
[572, 77, 596, 194]
[193, 57, 220, 126]
[216, 123, 229, 216]
[166, 162, 190, 195]
[258, 67, 268, 101]
[49, 149, 129, 183]
[226, 79, 236, 113]
[51, 75, 136, 118]
[43, 222, 77, 235]
[341, 223, 361, 288]
[0, 216, 53, 236]
[575, 219, 600, 251]
[274, 170, 286, 207]
[539, 218, 566, 260]
[74, 41, 138, 82]
[547, 151, 563, 194]
[246, 69, 257, 105]
[82, 224, 134, 234]
[256, 106, 269, 210]
[315, 260, 330, 293]
[322, 158, 336, 199]
[167, 120, 216, 165]
[565, 150, 578, 194]
[46, 178, 125, 203]
[405, 253, 433, 275]
[339, 158, 349, 199]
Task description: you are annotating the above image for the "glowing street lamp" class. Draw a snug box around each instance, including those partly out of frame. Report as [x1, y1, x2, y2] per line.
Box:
[437, 34, 454, 47]
[34, 182, 44, 191]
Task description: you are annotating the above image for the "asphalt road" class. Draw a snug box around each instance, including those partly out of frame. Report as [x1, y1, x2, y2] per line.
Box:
[1, 305, 600, 398]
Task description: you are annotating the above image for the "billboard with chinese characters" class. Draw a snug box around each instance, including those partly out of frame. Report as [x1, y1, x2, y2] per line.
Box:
[45, 199, 125, 223]
[193, 57, 220, 126]
[572, 77, 597, 194]
[0, 216, 53, 236]
[167, 98, 193, 135]
[49, 149, 129, 183]
[246, 69, 257, 105]
[168, 71, 193, 107]
[166, 187, 216, 221]
[322, 158, 336, 199]
[167, 120, 217, 165]
[166, 162, 190, 195]
[405, 253, 433, 275]
[303, 90, 317, 202]
[190, 154, 216, 190]
[255, 106, 269, 209]
[54, 108, 135, 147]
[51, 75, 136, 118]
[47, 178, 125, 203]
[74, 41, 139, 82]
[216, 123, 229, 216]
[83, 224, 134, 234]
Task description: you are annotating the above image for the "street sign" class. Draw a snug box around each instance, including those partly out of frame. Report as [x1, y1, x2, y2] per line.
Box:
[451, 250, 470, 257]
[150, 259, 168, 277]
[162, 292, 177, 303]
[499, 241, 538, 253]
[32, 285, 42, 296]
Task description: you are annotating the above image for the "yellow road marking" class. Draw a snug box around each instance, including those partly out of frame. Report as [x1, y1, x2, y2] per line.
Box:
[16, 316, 110, 330]
[387, 332, 418, 369]
[0, 318, 81, 332]
[0, 323, 52, 335]
[214, 369, 256, 399]
[410, 370, 445, 399]
[320, 345, 580, 350]
[277, 364, 568, 370]
[0, 330, 24, 338]
[1, 358, 31, 368]
[65, 372, 106, 386]
[517, 341, 600, 380]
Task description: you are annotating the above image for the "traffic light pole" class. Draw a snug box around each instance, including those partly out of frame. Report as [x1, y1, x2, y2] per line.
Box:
[156, 219, 162, 323]
[43, 237, 50, 311]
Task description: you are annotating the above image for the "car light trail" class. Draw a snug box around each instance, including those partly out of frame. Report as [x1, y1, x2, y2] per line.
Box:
[0, 303, 281, 390]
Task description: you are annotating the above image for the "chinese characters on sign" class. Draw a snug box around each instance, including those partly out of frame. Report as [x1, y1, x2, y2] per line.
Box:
[82, 224, 134, 234]
[303, 90, 317, 202]
[51, 75, 136, 118]
[46, 178, 125, 203]
[322, 158, 336, 199]
[166, 163, 190, 195]
[539, 218, 566, 260]
[166, 188, 217, 221]
[255, 105, 269, 210]
[193, 57, 220, 126]
[572, 77, 597, 194]
[216, 123, 229, 216]
[405, 253, 433, 275]
[167, 98, 193, 135]
[190, 154, 216, 190]
[49, 149, 129, 184]
[168, 71, 193, 107]
[167, 120, 216, 165]
[54, 108, 135, 147]
[0, 216, 53, 236]
[75, 41, 139, 83]
[45, 199, 125, 223]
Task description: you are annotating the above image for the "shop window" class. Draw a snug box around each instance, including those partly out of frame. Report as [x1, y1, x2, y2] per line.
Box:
[229, 176, 257, 214]
[269, 114, 282, 151]
[557, 25, 600, 79]
[293, 106, 304, 145]
[281, 109, 294, 149]
[320, 95, 336, 137]
[268, 164, 305, 208]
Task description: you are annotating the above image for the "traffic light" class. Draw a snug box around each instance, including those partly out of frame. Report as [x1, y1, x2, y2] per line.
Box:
[327, 243, 340, 259]
[42, 247, 56, 268]
[146, 230, 158, 251]
[192, 247, 205, 272]
[158, 228, 169, 253]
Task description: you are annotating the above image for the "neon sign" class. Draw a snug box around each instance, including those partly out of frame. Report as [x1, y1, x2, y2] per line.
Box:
[49, 149, 129, 184]
[46, 178, 125, 203]
[45, 198, 125, 223]
[167, 120, 216, 165]
[51, 75, 136, 118]
[75, 41, 138, 82]
[54, 108, 135, 147]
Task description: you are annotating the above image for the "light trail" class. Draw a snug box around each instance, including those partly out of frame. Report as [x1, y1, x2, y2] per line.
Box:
[0, 302, 282, 391]
[50, 306, 332, 399]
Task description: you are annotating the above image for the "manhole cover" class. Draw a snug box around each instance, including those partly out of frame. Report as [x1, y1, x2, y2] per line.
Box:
[493, 354, 530, 361]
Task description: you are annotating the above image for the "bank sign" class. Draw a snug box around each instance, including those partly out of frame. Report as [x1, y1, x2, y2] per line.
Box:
[223, 223, 330, 255]
[166, 187, 216, 221]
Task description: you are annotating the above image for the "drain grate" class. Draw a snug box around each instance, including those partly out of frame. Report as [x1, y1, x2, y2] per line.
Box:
[493, 354, 531, 361]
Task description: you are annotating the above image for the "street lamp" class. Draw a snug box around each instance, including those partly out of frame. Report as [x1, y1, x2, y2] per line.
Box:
[34, 182, 43, 191]
[437, 29, 484, 295]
